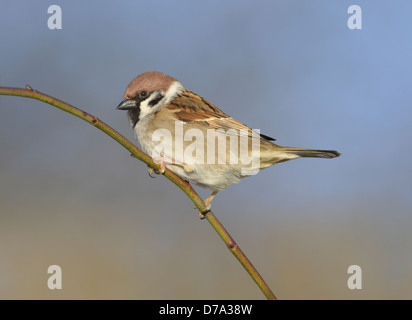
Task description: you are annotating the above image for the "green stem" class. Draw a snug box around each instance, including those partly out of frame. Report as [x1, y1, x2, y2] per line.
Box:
[0, 86, 277, 300]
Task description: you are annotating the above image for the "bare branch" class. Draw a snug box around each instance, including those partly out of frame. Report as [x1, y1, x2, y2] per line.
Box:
[0, 86, 277, 300]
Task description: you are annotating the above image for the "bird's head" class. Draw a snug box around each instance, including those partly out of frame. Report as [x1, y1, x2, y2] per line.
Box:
[116, 71, 183, 127]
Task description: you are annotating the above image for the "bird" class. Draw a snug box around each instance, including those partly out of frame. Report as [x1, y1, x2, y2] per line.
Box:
[117, 71, 341, 216]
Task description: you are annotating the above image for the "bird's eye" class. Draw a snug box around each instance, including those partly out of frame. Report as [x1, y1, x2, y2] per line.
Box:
[139, 90, 148, 99]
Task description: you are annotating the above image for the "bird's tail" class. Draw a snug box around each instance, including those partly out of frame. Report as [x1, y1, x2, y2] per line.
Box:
[260, 145, 341, 167]
[280, 147, 341, 159]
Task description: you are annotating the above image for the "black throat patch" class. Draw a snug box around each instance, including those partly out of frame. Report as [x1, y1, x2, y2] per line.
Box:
[128, 109, 140, 128]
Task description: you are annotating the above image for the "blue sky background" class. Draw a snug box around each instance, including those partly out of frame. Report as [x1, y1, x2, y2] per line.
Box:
[0, 1, 411, 299]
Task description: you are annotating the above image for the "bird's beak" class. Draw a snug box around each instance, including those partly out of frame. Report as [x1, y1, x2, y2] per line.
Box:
[116, 99, 138, 110]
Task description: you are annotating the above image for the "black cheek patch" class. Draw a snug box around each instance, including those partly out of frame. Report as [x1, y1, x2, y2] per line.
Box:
[148, 93, 164, 107]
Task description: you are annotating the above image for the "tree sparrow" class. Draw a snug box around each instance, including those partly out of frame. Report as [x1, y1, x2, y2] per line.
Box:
[117, 71, 340, 214]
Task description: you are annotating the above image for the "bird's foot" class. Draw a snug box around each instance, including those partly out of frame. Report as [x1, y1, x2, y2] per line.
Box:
[196, 191, 219, 220]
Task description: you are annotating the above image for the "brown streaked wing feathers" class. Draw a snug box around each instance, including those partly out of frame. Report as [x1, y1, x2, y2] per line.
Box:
[164, 90, 273, 142]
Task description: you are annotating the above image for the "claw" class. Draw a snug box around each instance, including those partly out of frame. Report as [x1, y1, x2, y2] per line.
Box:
[152, 157, 171, 175]
[148, 166, 156, 178]
[198, 211, 208, 219]
[196, 191, 219, 219]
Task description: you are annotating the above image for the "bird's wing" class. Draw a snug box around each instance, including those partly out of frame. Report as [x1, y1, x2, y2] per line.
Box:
[165, 90, 276, 141]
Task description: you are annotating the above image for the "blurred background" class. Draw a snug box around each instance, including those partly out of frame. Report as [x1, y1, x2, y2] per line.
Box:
[0, 0, 411, 299]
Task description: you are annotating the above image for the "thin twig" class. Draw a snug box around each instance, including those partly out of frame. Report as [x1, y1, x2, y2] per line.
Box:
[0, 86, 277, 300]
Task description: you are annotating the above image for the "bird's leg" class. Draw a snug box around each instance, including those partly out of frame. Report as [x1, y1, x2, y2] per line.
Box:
[147, 156, 171, 175]
[150, 157, 194, 175]
[147, 158, 168, 177]
[204, 190, 219, 210]
[198, 190, 219, 219]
